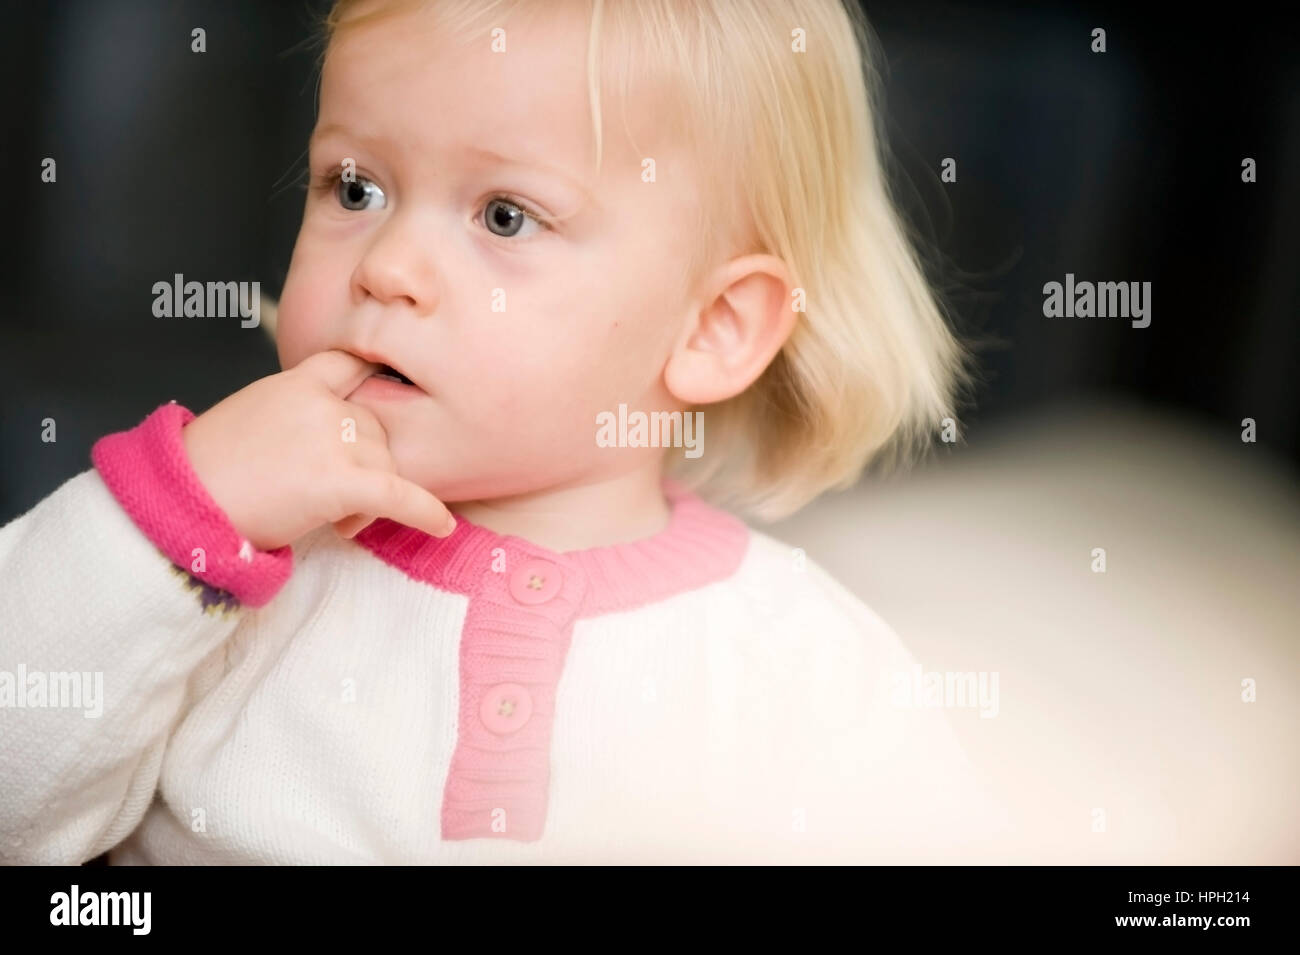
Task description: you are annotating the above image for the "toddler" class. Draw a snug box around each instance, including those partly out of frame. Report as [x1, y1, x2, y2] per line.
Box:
[0, 0, 1010, 863]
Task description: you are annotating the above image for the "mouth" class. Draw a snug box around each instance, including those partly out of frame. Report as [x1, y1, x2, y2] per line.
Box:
[347, 347, 420, 387]
[370, 363, 416, 386]
[345, 348, 427, 400]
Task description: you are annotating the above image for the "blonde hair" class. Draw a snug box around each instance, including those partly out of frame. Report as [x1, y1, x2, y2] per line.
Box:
[316, 0, 977, 522]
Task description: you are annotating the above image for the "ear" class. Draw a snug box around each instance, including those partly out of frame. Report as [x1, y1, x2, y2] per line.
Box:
[664, 254, 797, 405]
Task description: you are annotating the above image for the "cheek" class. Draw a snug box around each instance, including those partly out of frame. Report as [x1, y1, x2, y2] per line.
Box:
[449, 326, 596, 434]
[486, 297, 666, 417]
[275, 263, 338, 369]
[591, 308, 673, 400]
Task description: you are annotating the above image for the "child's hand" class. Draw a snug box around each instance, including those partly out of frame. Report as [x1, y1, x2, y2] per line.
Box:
[180, 349, 456, 551]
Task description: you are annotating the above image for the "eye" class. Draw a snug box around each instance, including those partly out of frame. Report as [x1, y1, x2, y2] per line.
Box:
[337, 176, 386, 211]
[483, 196, 545, 239]
[335, 175, 387, 212]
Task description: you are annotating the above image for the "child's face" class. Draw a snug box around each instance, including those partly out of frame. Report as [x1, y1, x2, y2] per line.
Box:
[276, 2, 704, 503]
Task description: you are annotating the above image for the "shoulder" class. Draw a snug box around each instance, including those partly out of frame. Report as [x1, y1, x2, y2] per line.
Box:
[704, 524, 931, 757]
[711, 529, 1012, 861]
[723, 524, 917, 672]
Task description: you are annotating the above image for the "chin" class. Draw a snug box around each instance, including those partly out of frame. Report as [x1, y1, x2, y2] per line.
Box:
[390, 452, 556, 504]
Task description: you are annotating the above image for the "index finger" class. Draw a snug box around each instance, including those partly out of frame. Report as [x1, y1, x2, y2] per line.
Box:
[344, 468, 457, 539]
[291, 349, 381, 398]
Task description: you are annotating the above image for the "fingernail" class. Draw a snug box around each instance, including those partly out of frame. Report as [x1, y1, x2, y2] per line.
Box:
[439, 515, 457, 537]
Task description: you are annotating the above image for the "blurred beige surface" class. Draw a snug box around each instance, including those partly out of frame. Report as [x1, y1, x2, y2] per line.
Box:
[765, 396, 1300, 864]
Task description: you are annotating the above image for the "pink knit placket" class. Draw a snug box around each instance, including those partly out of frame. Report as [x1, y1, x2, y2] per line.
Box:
[354, 476, 751, 841]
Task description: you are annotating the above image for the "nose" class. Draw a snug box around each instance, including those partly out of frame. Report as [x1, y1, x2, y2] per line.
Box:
[350, 208, 439, 314]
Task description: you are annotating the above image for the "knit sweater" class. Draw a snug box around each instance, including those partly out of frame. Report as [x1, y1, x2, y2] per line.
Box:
[0, 402, 1011, 864]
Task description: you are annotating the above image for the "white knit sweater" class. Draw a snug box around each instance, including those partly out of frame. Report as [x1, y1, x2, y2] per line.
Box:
[0, 406, 1010, 865]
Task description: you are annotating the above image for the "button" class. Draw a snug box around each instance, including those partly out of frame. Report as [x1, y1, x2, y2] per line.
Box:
[509, 558, 562, 605]
[479, 683, 533, 735]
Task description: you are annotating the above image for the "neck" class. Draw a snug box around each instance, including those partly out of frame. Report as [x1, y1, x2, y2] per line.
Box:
[446, 462, 672, 553]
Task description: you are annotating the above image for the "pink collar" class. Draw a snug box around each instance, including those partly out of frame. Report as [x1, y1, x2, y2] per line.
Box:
[353, 477, 751, 618]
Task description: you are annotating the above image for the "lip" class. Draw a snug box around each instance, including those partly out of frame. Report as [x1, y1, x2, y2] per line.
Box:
[345, 347, 425, 394]
[352, 375, 427, 400]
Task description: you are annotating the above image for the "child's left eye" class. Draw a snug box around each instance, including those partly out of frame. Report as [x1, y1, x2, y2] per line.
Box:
[482, 196, 548, 240]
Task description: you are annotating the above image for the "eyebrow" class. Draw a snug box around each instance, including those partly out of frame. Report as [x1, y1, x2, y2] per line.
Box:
[309, 122, 393, 152]
[457, 144, 593, 203]
[309, 123, 595, 206]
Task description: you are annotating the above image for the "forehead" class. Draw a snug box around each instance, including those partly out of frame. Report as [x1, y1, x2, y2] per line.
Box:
[318, 3, 651, 183]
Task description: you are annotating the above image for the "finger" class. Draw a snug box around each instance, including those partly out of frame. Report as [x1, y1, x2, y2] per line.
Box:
[333, 513, 376, 539]
[291, 349, 381, 398]
[342, 468, 456, 538]
[332, 440, 392, 536]
[332, 406, 392, 467]
[342, 431, 395, 473]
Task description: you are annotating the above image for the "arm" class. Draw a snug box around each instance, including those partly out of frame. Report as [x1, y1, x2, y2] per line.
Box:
[0, 402, 293, 863]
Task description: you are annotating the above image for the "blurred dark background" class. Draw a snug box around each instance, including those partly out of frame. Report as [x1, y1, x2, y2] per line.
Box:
[2, 0, 1297, 530]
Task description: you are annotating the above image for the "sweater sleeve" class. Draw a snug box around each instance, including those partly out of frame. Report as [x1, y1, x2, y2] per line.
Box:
[0, 401, 293, 863]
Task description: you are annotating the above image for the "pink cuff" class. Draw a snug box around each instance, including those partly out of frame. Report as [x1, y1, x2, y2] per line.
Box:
[91, 401, 293, 609]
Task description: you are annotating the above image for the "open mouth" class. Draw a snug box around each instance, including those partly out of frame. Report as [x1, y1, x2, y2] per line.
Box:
[370, 363, 415, 386]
